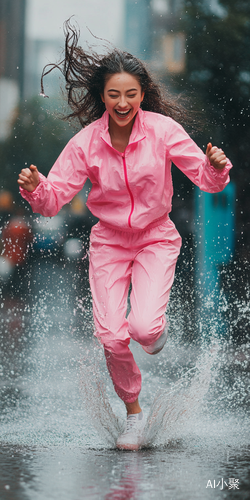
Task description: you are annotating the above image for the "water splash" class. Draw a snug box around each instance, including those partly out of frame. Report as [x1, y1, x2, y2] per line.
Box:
[1, 257, 249, 453]
[78, 340, 219, 449]
[143, 346, 218, 447]
[79, 341, 124, 446]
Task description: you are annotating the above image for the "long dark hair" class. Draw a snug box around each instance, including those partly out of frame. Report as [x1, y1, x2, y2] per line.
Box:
[41, 20, 195, 130]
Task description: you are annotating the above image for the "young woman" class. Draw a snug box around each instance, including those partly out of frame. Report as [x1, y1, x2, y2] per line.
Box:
[18, 22, 232, 450]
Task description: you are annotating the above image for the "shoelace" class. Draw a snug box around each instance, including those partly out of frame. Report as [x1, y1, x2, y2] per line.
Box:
[125, 415, 138, 432]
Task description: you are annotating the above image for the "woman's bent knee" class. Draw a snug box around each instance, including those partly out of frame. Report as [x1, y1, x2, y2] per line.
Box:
[128, 314, 165, 346]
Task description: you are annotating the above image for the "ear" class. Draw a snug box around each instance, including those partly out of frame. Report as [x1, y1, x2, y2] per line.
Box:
[141, 91, 145, 103]
[100, 94, 105, 103]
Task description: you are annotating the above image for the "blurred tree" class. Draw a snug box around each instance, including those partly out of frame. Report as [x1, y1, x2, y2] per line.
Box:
[173, 0, 250, 253]
[0, 97, 75, 206]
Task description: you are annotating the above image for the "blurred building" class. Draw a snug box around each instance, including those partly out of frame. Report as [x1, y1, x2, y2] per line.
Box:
[124, 0, 152, 59]
[124, 0, 185, 75]
[150, 0, 185, 74]
[0, 0, 26, 140]
[24, 38, 63, 99]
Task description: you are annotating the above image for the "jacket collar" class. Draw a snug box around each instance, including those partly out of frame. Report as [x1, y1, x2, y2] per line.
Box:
[100, 108, 146, 148]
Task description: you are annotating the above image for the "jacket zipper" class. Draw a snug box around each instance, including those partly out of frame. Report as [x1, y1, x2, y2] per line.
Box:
[101, 137, 137, 229]
[122, 153, 134, 228]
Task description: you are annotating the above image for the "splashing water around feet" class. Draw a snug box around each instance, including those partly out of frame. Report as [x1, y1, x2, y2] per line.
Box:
[143, 346, 219, 447]
[79, 338, 219, 449]
[79, 341, 124, 446]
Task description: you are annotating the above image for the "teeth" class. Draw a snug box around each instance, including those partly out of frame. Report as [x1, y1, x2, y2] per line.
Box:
[116, 110, 130, 115]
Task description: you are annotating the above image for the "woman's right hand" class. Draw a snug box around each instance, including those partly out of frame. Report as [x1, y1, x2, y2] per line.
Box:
[17, 164, 40, 192]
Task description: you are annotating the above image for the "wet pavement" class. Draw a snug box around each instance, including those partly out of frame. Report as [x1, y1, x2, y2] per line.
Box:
[0, 256, 250, 499]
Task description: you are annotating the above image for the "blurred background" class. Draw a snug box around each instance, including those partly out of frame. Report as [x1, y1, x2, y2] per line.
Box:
[0, 0, 249, 342]
[1, 5, 250, 498]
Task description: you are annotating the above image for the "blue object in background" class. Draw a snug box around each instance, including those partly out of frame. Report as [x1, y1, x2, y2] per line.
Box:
[32, 215, 66, 253]
[124, 0, 151, 60]
[194, 182, 235, 337]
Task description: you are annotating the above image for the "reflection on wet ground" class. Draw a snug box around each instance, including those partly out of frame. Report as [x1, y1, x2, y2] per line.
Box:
[0, 441, 250, 500]
[0, 256, 250, 499]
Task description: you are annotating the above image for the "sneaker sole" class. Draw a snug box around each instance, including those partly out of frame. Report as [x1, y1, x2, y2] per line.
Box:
[146, 343, 165, 355]
[116, 442, 140, 451]
[142, 333, 167, 355]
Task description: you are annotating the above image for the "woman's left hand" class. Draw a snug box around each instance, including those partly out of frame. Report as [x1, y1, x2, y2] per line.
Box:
[206, 142, 227, 170]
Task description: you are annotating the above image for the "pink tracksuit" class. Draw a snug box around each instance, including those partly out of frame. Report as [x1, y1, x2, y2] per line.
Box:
[20, 109, 232, 403]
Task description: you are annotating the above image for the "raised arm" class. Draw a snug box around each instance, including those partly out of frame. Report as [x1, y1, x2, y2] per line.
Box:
[18, 139, 88, 217]
[166, 120, 232, 193]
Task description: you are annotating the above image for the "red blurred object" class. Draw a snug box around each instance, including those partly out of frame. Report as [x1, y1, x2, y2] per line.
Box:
[2, 217, 33, 265]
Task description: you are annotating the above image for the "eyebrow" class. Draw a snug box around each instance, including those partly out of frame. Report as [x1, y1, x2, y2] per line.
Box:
[107, 88, 138, 92]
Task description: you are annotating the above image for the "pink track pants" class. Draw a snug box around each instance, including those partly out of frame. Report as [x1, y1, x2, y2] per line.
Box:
[89, 219, 182, 403]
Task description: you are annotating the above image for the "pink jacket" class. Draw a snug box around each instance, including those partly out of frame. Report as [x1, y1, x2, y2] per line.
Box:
[20, 109, 232, 232]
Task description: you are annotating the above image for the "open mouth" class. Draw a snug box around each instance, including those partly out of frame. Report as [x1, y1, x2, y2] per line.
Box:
[115, 109, 131, 118]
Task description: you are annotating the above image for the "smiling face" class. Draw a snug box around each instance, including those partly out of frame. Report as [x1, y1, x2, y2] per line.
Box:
[101, 72, 144, 133]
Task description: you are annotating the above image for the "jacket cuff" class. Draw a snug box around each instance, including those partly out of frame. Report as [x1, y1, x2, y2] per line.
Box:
[19, 172, 47, 202]
[205, 155, 233, 177]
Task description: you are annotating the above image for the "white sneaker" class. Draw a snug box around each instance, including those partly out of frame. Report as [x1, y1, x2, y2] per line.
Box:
[116, 411, 145, 451]
[142, 324, 168, 355]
